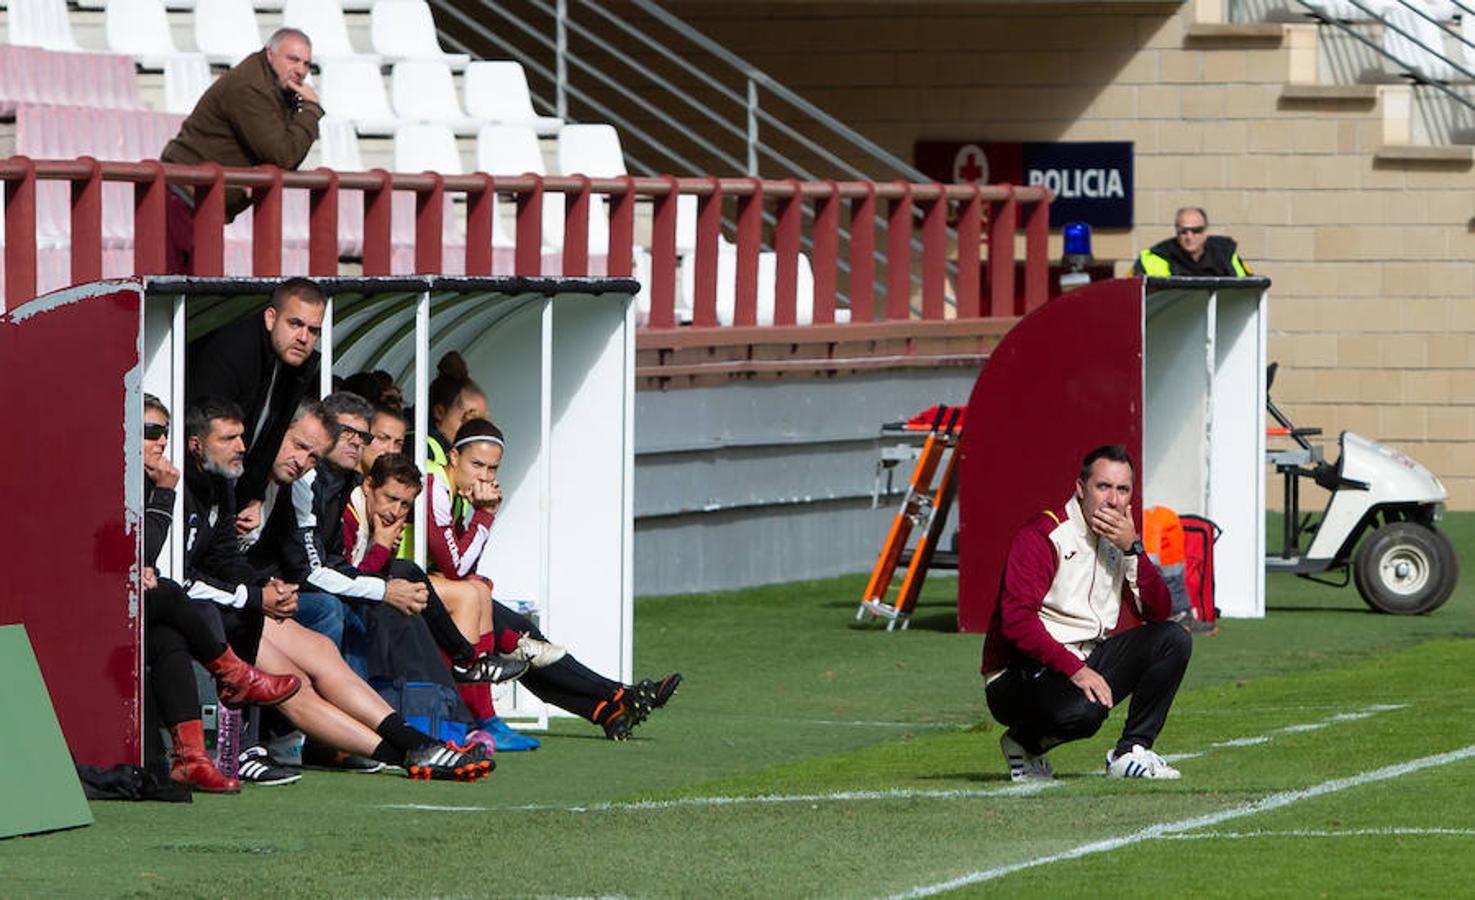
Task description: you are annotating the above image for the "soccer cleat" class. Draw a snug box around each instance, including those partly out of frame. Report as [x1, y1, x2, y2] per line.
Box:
[1000, 730, 1054, 783]
[403, 742, 495, 782]
[452, 652, 529, 685]
[168, 721, 240, 794]
[598, 702, 633, 742]
[463, 728, 499, 758]
[1106, 744, 1182, 780]
[237, 745, 303, 786]
[511, 634, 566, 669]
[205, 647, 302, 710]
[301, 741, 388, 774]
[625, 673, 682, 726]
[473, 716, 540, 752]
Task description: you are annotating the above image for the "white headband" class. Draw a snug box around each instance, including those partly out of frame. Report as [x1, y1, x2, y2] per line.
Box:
[454, 435, 505, 450]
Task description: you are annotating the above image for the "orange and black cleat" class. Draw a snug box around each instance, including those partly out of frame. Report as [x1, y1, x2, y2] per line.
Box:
[403, 742, 495, 782]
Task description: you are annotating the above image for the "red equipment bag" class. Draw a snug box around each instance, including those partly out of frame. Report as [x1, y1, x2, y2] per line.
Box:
[1179, 514, 1221, 625]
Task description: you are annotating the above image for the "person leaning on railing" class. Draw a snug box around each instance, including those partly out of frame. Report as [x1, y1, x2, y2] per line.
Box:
[159, 27, 324, 274]
[1132, 207, 1252, 278]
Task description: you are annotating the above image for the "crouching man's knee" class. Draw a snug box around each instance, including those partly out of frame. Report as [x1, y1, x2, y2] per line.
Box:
[1050, 695, 1111, 742]
[1152, 620, 1193, 668]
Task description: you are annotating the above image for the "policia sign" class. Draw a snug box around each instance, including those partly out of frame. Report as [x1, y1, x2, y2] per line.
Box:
[914, 141, 1134, 229]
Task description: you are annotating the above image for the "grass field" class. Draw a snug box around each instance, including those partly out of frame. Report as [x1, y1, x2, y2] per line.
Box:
[3, 514, 1474, 897]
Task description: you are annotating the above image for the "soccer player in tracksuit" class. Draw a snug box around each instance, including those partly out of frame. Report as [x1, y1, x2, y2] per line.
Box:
[183, 397, 493, 782]
[982, 444, 1192, 781]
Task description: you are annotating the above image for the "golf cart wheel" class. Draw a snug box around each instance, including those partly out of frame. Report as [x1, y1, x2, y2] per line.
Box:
[1352, 522, 1458, 615]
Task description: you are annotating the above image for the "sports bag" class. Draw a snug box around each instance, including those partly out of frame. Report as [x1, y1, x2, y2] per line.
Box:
[1179, 514, 1221, 626]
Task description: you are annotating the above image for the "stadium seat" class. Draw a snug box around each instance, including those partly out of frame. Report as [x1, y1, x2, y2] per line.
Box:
[319, 60, 401, 136]
[369, 1, 470, 70]
[390, 61, 481, 135]
[0, 47, 147, 115]
[164, 54, 214, 114]
[1382, 3, 1457, 82]
[282, 0, 379, 64]
[106, 0, 187, 70]
[391, 122, 467, 273]
[315, 116, 368, 258]
[476, 123, 564, 250]
[7, 0, 86, 52]
[464, 61, 564, 136]
[193, 0, 264, 66]
[555, 123, 628, 255]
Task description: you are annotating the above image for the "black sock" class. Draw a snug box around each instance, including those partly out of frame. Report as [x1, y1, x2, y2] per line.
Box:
[375, 712, 435, 754]
[369, 739, 401, 764]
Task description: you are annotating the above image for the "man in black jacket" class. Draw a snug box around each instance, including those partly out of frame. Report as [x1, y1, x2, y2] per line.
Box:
[1132, 207, 1252, 278]
[188, 277, 326, 534]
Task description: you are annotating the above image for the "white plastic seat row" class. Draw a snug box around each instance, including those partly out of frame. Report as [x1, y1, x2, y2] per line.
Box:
[321, 59, 564, 137]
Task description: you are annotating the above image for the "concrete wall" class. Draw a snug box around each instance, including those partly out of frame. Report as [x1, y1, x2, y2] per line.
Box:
[634, 368, 975, 595]
[624, 1, 1475, 510]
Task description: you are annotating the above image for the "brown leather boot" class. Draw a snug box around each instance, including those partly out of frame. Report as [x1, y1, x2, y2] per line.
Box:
[204, 647, 302, 710]
[168, 720, 240, 794]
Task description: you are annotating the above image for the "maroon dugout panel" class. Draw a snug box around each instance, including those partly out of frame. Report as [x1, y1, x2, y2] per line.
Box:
[0, 280, 145, 766]
[956, 278, 1144, 634]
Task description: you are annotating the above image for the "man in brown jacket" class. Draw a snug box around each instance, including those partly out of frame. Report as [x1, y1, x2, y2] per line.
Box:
[162, 28, 324, 273]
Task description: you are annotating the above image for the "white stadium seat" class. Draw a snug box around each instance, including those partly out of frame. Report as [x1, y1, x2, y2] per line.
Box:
[464, 61, 564, 136]
[282, 0, 379, 64]
[193, 0, 264, 66]
[163, 53, 215, 114]
[8, 0, 85, 52]
[391, 61, 481, 135]
[476, 123, 564, 249]
[106, 0, 186, 70]
[370, 1, 470, 70]
[1382, 3, 1457, 81]
[319, 60, 401, 136]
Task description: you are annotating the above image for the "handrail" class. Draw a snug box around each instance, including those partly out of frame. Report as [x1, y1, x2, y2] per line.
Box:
[0, 157, 1053, 326]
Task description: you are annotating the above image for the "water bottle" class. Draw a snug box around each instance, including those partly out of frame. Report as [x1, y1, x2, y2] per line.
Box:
[215, 706, 242, 778]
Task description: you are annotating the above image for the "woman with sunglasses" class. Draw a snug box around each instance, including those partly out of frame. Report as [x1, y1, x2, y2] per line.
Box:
[142, 394, 303, 793]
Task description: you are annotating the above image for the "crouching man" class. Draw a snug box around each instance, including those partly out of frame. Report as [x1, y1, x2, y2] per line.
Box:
[982, 444, 1191, 781]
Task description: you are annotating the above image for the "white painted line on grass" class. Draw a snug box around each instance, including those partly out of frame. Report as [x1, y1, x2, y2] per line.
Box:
[889, 743, 1475, 899]
[1159, 828, 1475, 841]
[1163, 703, 1406, 762]
[380, 781, 1059, 816]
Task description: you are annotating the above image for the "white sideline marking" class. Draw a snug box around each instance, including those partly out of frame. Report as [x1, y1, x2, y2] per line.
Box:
[1162, 704, 1406, 762]
[1159, 828, 1475, 841]
[381, 782, 1059, 815]
[889, 743, 1475, 899]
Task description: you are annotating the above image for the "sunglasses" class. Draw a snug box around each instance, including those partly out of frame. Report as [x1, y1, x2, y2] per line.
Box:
[144, 423, 169, 440]
[1176, 225, 1207, 236]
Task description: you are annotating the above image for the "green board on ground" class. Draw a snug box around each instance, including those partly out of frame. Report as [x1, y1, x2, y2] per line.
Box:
[0, 625, 93, 839]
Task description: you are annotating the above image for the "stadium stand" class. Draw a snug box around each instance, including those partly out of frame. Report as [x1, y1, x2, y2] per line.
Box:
[369, 0, 469, 70]
[390, 60, 481, 135]
[391, 121, 467, 274]
[464, 61, 564, 136]
[475, 123, 564, 251]
[281, 0, 378, 65]
[162, 53, 214, 115]
[192, 0, 264, 66]
[0, 46, 146, 114]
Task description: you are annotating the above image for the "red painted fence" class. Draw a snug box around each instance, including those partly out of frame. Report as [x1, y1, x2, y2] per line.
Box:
[1, 158, 1052, 324]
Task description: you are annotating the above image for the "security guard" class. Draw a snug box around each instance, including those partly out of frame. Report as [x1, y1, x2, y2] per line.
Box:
[1133, 207, 1251, 277]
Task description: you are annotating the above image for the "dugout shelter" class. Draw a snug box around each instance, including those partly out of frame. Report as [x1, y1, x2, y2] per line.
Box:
[0, 274, 638, 767]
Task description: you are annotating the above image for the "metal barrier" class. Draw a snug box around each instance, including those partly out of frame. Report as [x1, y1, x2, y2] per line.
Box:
[1, 158, 1052, 325]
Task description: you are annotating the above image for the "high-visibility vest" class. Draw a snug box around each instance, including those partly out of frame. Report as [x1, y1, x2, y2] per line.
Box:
[1137, 248, 1251, 278]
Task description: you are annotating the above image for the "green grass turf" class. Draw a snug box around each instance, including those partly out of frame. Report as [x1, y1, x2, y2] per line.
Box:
[0, 514, 1471, 897]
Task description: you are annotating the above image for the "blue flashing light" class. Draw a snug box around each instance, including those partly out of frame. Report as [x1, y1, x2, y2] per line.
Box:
[1063, 222, 1092, 259]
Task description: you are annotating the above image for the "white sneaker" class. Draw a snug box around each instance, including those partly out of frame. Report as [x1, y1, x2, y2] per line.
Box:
[1000, 731, 1054, 782]
[1106, 744, 1181, 779]
[512, 634, 567, 668]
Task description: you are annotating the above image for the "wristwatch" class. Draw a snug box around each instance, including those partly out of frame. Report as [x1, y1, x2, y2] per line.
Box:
[1125, 539, 1145, 557]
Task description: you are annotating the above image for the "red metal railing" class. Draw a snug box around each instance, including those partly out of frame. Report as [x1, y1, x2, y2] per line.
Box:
[1, 157, 1052, 322]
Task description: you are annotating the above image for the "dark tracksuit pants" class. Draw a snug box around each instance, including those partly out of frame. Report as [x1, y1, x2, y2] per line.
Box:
[491, 600, 625, 722]
[146, 579, 227, 727]
[985, 621, 1192, 757]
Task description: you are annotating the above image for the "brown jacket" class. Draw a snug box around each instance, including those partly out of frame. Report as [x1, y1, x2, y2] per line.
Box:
[161, 49, 324, 220]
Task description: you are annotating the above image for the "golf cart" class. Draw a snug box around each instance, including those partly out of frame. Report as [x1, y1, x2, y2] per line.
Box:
[1265, 363, 1458, 614]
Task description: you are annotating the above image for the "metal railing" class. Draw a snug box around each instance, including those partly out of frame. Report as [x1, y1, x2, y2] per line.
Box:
[430, 0, 953, 310]
[0, 158, 1053, 326]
